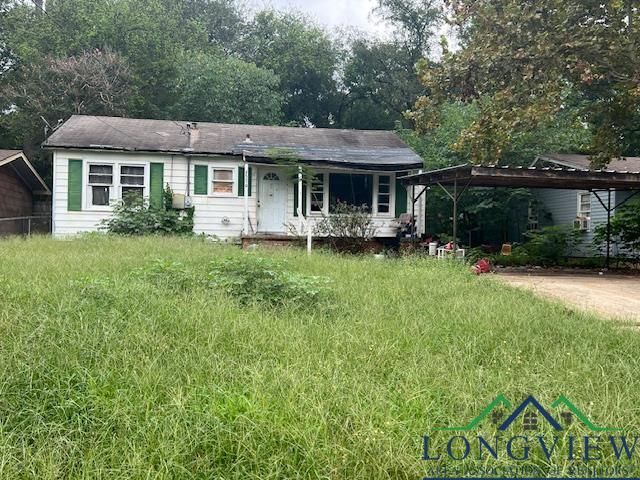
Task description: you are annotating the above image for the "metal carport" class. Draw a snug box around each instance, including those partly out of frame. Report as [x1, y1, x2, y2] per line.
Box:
[400, 164, 640, 268]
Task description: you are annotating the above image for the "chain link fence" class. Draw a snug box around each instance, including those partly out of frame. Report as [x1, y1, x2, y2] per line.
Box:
[0, 216, 52, 237]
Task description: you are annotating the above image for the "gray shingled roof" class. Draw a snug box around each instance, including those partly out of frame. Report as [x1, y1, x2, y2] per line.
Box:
[0, 150, 50, 194]
[43, 115, 424, 171]
[0, 150, 22, 162]
[538, 153, 640, 173]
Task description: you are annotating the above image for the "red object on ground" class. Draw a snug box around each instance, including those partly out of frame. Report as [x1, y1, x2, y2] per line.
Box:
[472, 258, 491, 275]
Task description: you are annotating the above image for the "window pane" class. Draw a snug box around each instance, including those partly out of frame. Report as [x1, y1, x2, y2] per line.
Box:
[121, 175, 145, 185]
[89, 175, 113, 185]
[122, 187, 143, 202]
[214, 169, 233, 181]
[378, 204, 389, 213]
[379, 175, 390, 185]
[90, 165, 113, 175]
[121, 166, 144, 176]
[213, 182, 233, 193]
[92, 186, 110, 206]
[379, 184, 390, 194]
[329, 173, 373, 212]
[378, 194, 390, 204]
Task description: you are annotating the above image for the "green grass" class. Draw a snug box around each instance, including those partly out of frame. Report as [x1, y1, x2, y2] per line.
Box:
[0, 235, 639, 478]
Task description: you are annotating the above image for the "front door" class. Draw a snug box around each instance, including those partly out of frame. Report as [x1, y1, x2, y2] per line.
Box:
[258, 171, 287, 233]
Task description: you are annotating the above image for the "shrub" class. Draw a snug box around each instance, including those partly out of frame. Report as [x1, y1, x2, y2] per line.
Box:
[208, 256, 330, 308]
[134, 259, 203, 290]
[100, 186, 194, 235]
[521, 225, 580, 265]
[594, 200, 640, 254]
[315, 202, 378, 253]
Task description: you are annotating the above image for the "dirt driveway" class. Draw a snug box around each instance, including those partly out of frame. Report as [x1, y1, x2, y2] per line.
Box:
[497, 272, 640, 323]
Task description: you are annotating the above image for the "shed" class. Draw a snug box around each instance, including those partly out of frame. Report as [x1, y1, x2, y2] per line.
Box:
[0, 150, 51, 236]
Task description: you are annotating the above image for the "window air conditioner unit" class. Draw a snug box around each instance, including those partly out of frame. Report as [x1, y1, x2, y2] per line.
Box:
[573, 216, 590, 231]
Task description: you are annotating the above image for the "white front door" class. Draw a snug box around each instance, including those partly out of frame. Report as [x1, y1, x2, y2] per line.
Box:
[258, 171, 287, 233]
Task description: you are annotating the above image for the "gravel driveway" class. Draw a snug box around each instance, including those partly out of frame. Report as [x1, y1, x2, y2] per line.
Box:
[497, 272, 640, 324]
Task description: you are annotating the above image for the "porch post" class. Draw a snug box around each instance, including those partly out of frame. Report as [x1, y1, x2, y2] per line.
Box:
[298, 166, 303, 232]
[243, 154, 249, 234]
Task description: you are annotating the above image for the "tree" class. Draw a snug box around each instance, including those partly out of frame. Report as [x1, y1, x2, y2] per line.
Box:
[336, 1, 442, 129]
[171, 53, 284, 125]
[240, 10, 339, 127]
[411, 0, 640, 166]
[1, 50, 134, 176]
[337, 38, 424, 129]
[373, 0, 443, 63]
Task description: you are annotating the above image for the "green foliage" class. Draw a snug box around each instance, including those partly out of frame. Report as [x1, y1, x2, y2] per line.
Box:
[522, 226, 581, 266]
[594, 200, 640, 253]
[315, 203, 378, 253]
[100, 189, 194, 235]
[265, 147, 315, 183]
[0, 235, 639, 477]
[172, 52, 284, 125]
[208, 256, 330, 308]
[135, 259, 202, 290]
[240, 10, 339, 127]
[412, 1, 640, 165]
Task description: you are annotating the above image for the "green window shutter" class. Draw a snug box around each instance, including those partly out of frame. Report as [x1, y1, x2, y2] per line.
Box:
[194, 165, 208, 195]
[237, 166, 253, 196]
[395, 174, 408, 217]
[67, 159, 82, 211]
[149, 163, 164, 208]
[293, 182, 307, 217]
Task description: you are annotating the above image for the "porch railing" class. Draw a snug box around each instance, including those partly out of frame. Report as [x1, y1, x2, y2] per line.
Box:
[0, 215, 51, 237]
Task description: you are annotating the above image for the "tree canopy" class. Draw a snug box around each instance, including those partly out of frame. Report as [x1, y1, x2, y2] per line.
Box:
[411, 0, 640, 167]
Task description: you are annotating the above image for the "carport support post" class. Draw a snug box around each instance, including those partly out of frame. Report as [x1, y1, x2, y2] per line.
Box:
[452, 178, 458, 250]
[411, 185, 416, 238]
[606, 189, 611, 270]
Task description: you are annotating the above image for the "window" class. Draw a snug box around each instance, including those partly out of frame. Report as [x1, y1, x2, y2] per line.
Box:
[578, 192, 591, 218]
[329, 173, 373, 212]
[212, 168, 234, 193]
[310, 174, 324, 213]
[377, 175, 391, 213]
[263, 172, 280, 181]
[120, 165, 145, 200]
[527, 201, 539, 231]
[88, 164, 113, 206]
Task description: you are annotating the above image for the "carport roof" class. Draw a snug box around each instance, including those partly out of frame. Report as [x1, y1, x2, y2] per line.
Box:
[400, 164, 640, 190]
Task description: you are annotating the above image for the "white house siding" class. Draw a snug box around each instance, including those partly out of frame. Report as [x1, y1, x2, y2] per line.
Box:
[53, 150, 421, 239]
[535, 188, 611, 256]
[52, 150, 254, 239]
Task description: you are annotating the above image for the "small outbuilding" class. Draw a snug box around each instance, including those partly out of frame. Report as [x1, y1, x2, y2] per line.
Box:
[0, 150, 51, 236]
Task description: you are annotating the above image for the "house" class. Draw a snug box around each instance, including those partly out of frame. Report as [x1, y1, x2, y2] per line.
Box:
[533, 154, 640, 256]
[0, 150, 51, 236]
[43, 115, 426, 240]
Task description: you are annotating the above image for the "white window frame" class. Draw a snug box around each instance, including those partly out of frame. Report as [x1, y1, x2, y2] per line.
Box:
[307, 172, 328, 216]
[577, 192, 592, 218]
[211, 166, 236, 197]
[374, 174, 394, 216]
[84, 160, 149, 210]
[83, 161, 117, 210]
[119, 164, 146, 200]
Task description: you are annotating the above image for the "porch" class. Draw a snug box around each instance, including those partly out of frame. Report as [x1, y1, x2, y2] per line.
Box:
[242, 162, 425, 239]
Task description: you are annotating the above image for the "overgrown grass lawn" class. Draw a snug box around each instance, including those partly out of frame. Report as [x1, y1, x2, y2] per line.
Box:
[0, 236, 639, 478]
